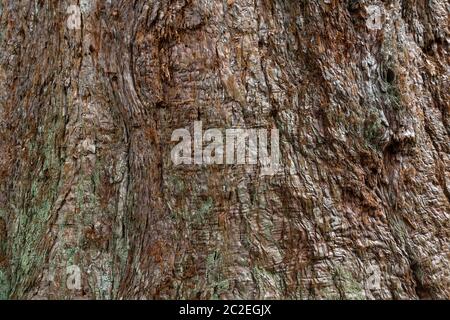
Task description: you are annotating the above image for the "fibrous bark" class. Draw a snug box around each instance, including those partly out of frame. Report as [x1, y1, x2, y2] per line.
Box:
[0, 0, 449, 299]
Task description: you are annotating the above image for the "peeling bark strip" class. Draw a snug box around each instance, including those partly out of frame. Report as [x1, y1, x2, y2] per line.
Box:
[0, 0, 448, 300]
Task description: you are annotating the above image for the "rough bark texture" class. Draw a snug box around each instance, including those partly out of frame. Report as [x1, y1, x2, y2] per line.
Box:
[0, 0, 449, 299]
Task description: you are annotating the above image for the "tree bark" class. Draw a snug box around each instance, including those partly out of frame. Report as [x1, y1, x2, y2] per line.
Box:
[0, 0, 449, 299]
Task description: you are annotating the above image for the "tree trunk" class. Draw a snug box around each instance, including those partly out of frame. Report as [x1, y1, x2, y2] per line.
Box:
[0, 0, 448, 299]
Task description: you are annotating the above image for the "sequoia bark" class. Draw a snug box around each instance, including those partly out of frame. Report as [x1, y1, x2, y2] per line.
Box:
[0, 0, 449, 299]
